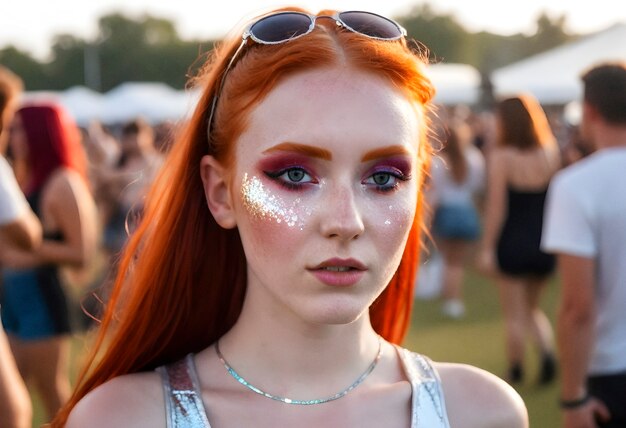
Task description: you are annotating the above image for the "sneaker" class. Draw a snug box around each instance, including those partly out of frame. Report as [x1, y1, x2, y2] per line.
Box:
[442, 300, 465, 319]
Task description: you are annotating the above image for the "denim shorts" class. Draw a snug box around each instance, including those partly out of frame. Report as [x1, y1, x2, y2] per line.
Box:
[1, 268, 71, 340]
[433, 203, 481, 241]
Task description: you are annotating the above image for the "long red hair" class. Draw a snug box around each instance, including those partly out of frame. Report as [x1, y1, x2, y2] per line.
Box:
[53, 8, 434, 426]
[16, 103, 88, 195]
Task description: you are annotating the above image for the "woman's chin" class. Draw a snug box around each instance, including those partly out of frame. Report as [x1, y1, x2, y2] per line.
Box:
[296, 297, 372, 327]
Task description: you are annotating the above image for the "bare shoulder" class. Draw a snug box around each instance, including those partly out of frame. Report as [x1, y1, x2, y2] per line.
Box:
[487, 147, 511, 172]
[67, 371, 165, 428]
[44, 168, 88, 199]
[434, 362, 528, 428]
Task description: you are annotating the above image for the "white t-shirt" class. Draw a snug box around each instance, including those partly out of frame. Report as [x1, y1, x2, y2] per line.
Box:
[0, 155, 28, 226]
[542, 146, 626, 375]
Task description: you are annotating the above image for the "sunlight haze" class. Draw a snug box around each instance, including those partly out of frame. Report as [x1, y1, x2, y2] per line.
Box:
[3, 0, 625, 60]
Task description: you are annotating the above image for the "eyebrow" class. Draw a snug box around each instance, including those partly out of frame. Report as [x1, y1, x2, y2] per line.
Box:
[262, 143, 332, 160]
[261, 143, 412, 162]
[361, 145, 413, 162]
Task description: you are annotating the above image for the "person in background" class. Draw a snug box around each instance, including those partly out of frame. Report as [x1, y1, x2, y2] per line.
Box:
[478, 94, 561, 385]
[429, 119, 485, 318]
[542, 62, 626, 428]
[0, 65, 40, 428]
[53, 7, 526, 427]
[0, 102, 98, 423]
[97, 118, 163, 257]
[561, 125, 594, 167]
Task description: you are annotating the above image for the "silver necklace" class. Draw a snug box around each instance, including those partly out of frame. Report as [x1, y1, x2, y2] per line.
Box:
[215, 336, 383, 405]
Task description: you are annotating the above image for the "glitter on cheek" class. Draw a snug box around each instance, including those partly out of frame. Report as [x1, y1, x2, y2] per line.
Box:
[380, 203, 414, 229]
[241, 173, 311, 228]
[384, 205, 394, 226]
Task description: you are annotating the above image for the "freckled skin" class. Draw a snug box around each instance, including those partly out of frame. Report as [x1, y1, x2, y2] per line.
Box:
[231, 66, 422, 326]
[241, 174, 309, 228]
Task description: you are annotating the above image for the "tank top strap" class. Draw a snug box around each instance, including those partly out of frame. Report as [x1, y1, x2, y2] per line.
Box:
[396, 346, 451, 428]
[157, 354, 211, 428]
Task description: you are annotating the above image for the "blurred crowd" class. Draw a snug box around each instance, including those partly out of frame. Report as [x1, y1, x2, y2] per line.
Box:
[423, 94, 592, 382]
[0, 65, 174, 427]
[1, 58, 625, 427]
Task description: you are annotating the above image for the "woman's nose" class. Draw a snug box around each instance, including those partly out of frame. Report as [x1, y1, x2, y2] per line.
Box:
[318, 184, 365, 241]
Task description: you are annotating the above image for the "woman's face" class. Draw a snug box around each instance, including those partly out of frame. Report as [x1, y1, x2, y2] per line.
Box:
[227, 67, 423, 326]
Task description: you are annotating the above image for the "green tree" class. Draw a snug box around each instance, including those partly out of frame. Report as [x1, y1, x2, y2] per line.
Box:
[529, 12, 571, 54]
[0, 7, 578, 92]
[92, 13, 212, 91]
[396, 4, 473, 64]
[0, 46, 52, 90]
[47, 34, 89, 90]
[397, 4, 575, 73]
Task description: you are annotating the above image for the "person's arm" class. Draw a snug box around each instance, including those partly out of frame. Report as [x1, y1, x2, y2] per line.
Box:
[477, 149, 507, 274]
[557, 254, 610, 428]
[1, 170, 96, 269]
[0, 209, 41, 250]
[0, 156, 42, 250]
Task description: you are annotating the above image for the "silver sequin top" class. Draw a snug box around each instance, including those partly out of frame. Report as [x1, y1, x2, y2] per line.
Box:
[157, 346, 450, 427]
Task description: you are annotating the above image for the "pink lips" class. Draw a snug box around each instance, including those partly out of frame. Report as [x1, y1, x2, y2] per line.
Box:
[308, 258, 367, 287]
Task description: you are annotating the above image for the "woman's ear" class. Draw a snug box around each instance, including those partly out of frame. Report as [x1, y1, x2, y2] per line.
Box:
[200, 155, 237, 229]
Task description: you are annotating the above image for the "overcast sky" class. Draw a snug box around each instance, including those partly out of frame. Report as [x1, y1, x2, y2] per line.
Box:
[3, 0, 625, 60]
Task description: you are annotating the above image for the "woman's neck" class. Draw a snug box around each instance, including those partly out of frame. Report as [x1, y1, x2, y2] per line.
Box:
[217, 306, 381, 399]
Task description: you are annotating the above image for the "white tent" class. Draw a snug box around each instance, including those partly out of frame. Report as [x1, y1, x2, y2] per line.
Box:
[426, 63, 482, 105]
[59, 86, 105, 126]
[23, 82, 200, 127]
[492, 23, 626, 105]
[100, 82, 199, 125]
[21, 63, 481, 125]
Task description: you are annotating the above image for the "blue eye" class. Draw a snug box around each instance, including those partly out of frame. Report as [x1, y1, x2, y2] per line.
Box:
[364, 170, 409, 192]
[371, 172, 392, 186]
[286, 169, 307, 183]
[264, 167, 314, 190]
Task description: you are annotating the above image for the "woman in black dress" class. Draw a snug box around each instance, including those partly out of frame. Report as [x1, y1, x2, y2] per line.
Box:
[478, 94, 561, 385]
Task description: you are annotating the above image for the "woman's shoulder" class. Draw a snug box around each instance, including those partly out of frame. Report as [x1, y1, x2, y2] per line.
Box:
[434, 361, 528, 428]
[66, 371, 165, 428]
[40, 169, 90, 209]
[44, 167, 85, 191]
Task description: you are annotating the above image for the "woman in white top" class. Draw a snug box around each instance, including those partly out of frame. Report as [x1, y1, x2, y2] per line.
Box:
[429, 120, 485, 318]
[0, 65, 40, 428]
[55, 7, 526, 427]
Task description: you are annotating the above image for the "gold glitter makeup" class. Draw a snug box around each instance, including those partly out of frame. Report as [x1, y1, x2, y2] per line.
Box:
[241, 173, 310, 228]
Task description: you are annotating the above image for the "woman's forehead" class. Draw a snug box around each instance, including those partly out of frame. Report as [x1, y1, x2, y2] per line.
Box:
[236, 67, 420, 153]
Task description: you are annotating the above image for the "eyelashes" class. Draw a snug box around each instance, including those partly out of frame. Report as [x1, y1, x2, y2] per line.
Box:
[263, 165, 411, 193]
[264, 167, 316, 190]
[363, 168, 411, 192]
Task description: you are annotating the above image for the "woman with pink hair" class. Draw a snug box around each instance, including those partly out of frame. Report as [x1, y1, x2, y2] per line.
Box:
[1, 103, 98, 423]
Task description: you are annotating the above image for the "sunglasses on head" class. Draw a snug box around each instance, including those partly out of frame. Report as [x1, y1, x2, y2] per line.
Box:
[207, 10, 407, 137]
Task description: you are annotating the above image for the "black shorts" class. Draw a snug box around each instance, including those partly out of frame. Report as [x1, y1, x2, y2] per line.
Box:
[588, 371, 626, 427]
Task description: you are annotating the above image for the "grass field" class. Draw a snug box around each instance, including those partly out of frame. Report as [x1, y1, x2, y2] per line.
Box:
[32, 268, 561, 427]
[406, 269, 561, 427]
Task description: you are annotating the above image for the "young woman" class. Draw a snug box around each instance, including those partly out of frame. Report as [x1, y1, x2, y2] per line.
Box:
[478, 94, 561, 385]
[55, 8, 527, 427]
[1, 103, 98, 423]
[429, 119, 485, 318]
